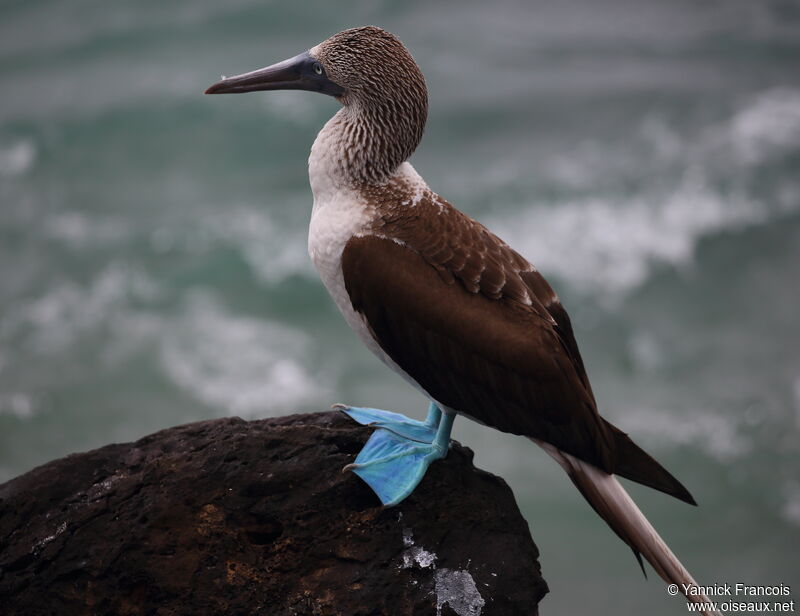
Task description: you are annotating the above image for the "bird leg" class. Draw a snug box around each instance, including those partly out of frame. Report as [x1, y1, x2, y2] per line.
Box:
[336, 402, 454, 506]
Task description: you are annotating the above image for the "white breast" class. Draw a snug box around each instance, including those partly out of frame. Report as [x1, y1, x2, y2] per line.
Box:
[308, 188, 425, 389]
[307, 187, 370, 335]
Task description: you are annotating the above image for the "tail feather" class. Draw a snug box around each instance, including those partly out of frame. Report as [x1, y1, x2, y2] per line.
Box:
[533, 438, 721, 616]
[606, 421, 697, 505]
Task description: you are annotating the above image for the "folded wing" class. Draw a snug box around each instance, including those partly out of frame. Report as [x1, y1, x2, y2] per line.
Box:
[341, 200, 694, 504]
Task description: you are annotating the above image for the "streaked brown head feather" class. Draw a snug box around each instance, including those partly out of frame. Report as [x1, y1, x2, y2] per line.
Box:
[311, 26, 428, 184]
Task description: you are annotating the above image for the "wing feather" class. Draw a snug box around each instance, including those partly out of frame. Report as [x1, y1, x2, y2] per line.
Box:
[342, 189, 695, 503]
[341, 233, 617, 472]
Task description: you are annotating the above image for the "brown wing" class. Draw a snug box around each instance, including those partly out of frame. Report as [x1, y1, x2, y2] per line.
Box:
[342, 232, 618, 473]
[343, 196, 696, 504]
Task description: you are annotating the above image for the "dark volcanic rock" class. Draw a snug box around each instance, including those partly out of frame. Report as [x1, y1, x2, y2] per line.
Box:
[0, 411, 547, 615]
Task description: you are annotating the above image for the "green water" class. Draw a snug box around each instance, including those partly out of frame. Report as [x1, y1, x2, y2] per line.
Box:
[1, 1, 799, 613]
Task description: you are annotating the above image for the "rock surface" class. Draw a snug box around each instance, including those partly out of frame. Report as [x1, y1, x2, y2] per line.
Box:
[0, 411, 547, 615]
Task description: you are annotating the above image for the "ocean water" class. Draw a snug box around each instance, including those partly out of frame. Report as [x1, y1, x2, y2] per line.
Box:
[1, 0, 799, 613]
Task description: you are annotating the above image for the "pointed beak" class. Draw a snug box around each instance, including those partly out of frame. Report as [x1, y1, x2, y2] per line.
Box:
[205, 51, 344, 98]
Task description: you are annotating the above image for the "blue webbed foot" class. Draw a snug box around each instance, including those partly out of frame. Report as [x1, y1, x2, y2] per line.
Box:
[337, 403, 455, 507]
[333, 402, 441, 442]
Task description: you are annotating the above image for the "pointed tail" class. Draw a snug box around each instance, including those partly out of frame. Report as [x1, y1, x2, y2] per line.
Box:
[533, 438, 722, 616]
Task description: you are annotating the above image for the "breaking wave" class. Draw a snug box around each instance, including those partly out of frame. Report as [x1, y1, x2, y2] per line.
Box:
[488, 88, 800, 298]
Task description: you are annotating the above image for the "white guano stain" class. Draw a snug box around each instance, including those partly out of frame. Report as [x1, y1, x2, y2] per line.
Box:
[399, 527, 485, 616]
[435, 568, 486, 616]
[401, 527, 437, 569]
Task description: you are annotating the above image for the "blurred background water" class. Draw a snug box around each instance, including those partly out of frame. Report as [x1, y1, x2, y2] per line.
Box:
[1, 0, 799, 613]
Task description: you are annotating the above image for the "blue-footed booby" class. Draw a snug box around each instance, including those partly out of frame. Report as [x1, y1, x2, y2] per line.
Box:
[206, 26, 719, 614]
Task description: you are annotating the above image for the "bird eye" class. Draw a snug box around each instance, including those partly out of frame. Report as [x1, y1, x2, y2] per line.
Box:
[313, 62, 323, 75]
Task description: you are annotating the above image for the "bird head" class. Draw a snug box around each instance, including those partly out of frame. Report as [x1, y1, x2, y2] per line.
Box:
[205, 26, 427, 112]
[206, 27, 428, 184]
